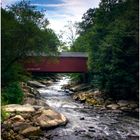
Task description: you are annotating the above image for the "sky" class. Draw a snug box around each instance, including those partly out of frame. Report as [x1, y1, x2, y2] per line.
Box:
[2, 0, 100, 34]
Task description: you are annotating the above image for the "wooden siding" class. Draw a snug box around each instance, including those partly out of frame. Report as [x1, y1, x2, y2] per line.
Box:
[24, 57, 88, 73]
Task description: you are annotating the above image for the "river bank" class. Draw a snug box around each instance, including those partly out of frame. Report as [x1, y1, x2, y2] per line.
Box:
[2, 76, 139, 140]
[39, 76, 139, 140]
[63, 83, 139, 116]
[1, 76, 67, 140]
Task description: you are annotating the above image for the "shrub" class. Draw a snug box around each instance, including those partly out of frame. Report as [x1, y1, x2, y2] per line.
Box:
[1, 108, 10, 122]
[2, 82, 24, 104]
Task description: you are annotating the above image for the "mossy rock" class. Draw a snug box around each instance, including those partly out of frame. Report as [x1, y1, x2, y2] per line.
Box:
[86, 98, 100, 106]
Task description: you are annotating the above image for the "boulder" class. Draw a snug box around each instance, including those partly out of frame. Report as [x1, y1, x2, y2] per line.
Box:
[93, 90, 102, 97]
[128, 103, 138, 109]
[27, 81, 46, 88]
[9, 115, 25, 122]
[12, 122, 31, 132]
[120, 106, 131, 111]
[104, 99, 114, 106]
[3, 104, 35, 112]
[30, 88, 40, 97]
[79, 93, 86, 102]
[24, 92, 35, 98]
[126, 135, 139, 140]
[71, 84, 90, 92]
[135, 108, 139, 113]
[15, 134, 25, 140]
[117, 100, 129, 107]
[40, 80, 53, 86]
[20, 126, 41, 136]
[106, 104, 120, 110]
[20, 113, 33, 119]
[2, 131, 16, 140]
[73, 95, 78, 100]
[73, 92, 85, 101]
[24, 97, 47, 106]
[35, 109, 67, 128]
[86, 98, 99, 106]
[36, 99, 47, 106]
[24, 98, 36, 105]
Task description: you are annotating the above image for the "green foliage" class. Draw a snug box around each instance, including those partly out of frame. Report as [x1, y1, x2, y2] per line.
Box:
[2, 1, 60, 109]
[2, 0, 59, 87]
[72, 0, 138, 99]
[2, 63, 30, 87]
[71, 35, 89, 52]
[2, 82, 24, 104]
[69, 73, 86, 84]
[1, 109, 10, 122]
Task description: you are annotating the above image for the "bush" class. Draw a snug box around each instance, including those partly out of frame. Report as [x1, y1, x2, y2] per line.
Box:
[1, 108, 10, 122]
[69, 73, 88, 84]
[2, 63, 30, 87]
[2, 82, 24, 104]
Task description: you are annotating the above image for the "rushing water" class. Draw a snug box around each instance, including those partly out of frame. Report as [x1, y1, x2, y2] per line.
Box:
[38, 77, 139, 140]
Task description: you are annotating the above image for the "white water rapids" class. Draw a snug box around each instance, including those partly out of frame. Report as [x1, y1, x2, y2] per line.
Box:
[38, 76, 139, 140]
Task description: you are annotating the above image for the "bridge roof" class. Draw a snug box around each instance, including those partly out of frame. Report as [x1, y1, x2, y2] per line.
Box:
[59, 52, 88, 57]
[28, 52, 88, 58]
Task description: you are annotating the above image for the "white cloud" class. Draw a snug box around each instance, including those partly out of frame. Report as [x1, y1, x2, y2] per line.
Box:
[2, 0, 100, 32]
[1, 0, 101, 43]
[31, 3, 73, 8]
[1, 0, 20, 7]
[44, 0, 100, 45]
[46, 0, 101, 33]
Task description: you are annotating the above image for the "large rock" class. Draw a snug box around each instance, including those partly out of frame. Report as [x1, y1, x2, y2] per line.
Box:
[20, 126, 41, 136]
[117, 100, 129, 107]
[73, 93, 86, 103]
[36, 99, 47, 106]
[27, 81, 46, 88]
[3, 104, 35, 112]
[24, 98, 36, 105]
[128, 102, 138, 109]
[71, 84, 90, 92]
[73, 92, 104, 106]
[135, 108, 139, 113]
[30, 88, 40, 97]
[73, 95, 78, 100]
[118, 100, 138, 109]
[24, 92, 35, 98]
[120, 106, 131, 111]
[35, 109, 67, 128]
[86, 98, 101, 106]
[105, 99, 114, 106]
[106, 104, 120, 110]
[79, 94, 86, 102]
[40, 80, 53, 86]
[12, 122, 31, 132]
[9, 115, 25, 122]
[15, 134, 25, 140]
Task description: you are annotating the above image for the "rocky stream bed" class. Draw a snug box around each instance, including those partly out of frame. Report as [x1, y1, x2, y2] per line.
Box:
[2, 76, 139, 140]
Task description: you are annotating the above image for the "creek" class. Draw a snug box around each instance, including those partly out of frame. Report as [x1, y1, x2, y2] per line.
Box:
[38, 76, 139, 140]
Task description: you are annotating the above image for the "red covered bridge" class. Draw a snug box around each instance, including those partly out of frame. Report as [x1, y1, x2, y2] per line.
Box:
[24, 52, 88, 73]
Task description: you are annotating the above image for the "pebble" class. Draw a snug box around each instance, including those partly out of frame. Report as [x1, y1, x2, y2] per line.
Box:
[88, 126, 94, 129]
[80, 117, 85, 120]
[88, 129, 96, 132]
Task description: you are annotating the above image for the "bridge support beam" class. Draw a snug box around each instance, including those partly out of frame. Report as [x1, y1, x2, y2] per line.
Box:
[82, 73, 89, 83]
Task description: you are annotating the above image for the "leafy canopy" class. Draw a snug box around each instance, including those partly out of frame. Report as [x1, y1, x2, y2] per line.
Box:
[71, 0, 138, 100]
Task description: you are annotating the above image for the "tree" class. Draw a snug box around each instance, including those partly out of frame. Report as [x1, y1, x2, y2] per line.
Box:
[2, 0, 60, 104]
[72, 0, 139, 100]
[2, 0, 59, 86]
[58, 21, 78, 51]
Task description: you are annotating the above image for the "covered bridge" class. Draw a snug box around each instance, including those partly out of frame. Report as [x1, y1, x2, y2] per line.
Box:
[24, 52, 88, 73]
